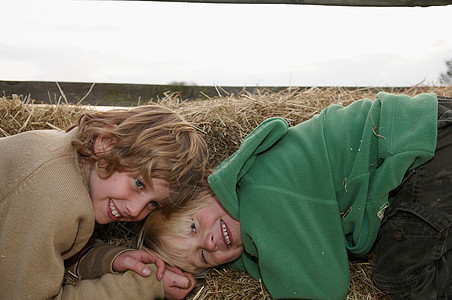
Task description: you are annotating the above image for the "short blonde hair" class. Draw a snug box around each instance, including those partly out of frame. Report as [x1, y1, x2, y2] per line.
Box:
[139, 187, 214, 274]
[68, 104, 208, 215]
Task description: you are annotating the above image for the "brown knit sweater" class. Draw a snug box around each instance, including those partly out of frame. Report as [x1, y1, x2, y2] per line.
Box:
[0, 129, 164, 299]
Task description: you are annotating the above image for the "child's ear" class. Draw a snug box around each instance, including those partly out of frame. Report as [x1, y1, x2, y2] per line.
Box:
[94, 134, 116, 154]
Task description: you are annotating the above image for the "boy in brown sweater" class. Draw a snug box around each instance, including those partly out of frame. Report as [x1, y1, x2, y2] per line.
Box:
[0, 104, 207, 299]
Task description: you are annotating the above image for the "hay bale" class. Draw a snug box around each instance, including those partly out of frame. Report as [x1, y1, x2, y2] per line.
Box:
[2, 85, 451, 299]
[0, 94, 91, 136]
[160, 86, 452, 168]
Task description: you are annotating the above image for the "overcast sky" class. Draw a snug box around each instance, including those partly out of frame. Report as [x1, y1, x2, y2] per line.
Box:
[1, 0, 451, 87]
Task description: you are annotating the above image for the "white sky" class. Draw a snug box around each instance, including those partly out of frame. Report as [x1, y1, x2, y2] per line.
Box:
[1, 0, 451, 87]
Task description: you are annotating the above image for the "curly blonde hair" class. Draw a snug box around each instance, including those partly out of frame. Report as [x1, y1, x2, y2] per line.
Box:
[68, 104, 208, 215]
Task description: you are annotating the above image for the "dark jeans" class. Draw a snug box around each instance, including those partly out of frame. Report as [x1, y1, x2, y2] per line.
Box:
[372, 96, 452, 299]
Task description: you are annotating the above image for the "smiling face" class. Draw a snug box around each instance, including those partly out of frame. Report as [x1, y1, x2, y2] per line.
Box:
[87, 168, 170, 224]
[165, 195, 244, 270]
[85, 133, 170, 224]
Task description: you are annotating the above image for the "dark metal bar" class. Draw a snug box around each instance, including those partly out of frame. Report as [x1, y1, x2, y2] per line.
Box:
[133, 0, 452, 6]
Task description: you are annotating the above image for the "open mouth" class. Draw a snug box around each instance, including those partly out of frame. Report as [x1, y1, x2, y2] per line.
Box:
[109, 199, 121, 218]
[221, 220, 232, 248]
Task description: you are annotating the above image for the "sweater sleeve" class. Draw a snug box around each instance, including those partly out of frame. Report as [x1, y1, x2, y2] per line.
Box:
[65, 238, 131, 279]
[61, 264, 165, 299]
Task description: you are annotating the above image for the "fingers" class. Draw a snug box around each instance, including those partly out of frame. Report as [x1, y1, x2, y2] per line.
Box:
[154, 259, 166, 280]
[170, 271, 196, 289]
[114, 253, 152, 276]
[138, 250, 166, 279]
[162, 269, 197, 300]
[130, 260, 151, 277]
[134, 249, 158, 264]
[172, 275, 190, 289]
[114, 250, 171, 280]
[184, 274, 196, 290]
[140, 265, 151, 276]
[184, 272, 196, 289]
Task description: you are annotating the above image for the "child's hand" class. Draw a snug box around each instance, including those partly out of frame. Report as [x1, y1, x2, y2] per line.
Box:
[161, 264, 196, 300]
[112, 249, 166, 279]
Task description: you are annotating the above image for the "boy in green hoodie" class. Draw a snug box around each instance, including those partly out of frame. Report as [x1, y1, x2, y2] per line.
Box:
[142, 93, 452, 299]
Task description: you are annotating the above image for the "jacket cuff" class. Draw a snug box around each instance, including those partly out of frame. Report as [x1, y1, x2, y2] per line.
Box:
[79, 244, 130, 279]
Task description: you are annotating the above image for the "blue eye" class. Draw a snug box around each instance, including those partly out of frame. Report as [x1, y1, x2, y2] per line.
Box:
[150, 201, 159, 208]
[146, 201, 160, 211]
[135, 179, 145, 189]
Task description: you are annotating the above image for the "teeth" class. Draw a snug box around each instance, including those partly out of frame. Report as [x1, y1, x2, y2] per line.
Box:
[221, 221, 231, 247]
[109, 200, 121, 218]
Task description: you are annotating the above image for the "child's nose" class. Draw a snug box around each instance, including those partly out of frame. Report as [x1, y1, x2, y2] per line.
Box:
[125, 198, 148, 219]
[204, 232, 218, 252]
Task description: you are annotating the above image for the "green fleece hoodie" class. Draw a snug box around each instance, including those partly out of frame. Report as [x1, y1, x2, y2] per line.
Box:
[207, 92, 438, 299]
